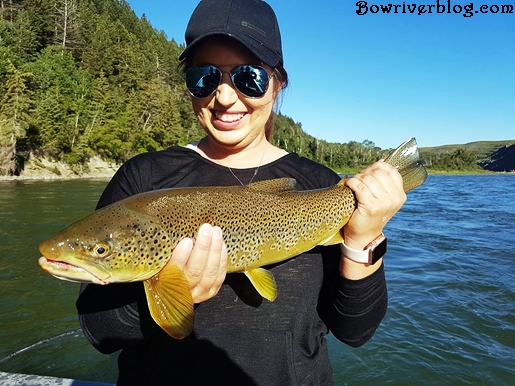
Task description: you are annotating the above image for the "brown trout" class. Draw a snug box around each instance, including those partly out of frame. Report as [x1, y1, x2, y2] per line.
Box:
[39, 137, 427, 339]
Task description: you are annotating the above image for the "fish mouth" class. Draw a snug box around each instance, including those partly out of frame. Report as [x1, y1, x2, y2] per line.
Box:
[38, 256, 109, 285]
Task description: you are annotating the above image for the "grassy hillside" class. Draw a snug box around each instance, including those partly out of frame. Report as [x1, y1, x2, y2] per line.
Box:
[420, 140, 515, 160]
[419, 140, 515, 173]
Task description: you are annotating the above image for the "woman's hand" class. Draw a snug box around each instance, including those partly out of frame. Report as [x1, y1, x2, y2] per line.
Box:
[344, 160, 406, 247]
[168, 223, 228, 303]
[341, 160, 406, 278]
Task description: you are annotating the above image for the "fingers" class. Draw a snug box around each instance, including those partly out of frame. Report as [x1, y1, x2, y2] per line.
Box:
[343, 161, 406, 247]
[170, 237, 194, 271]
[188, 224, 227, 302]
[169, 224, 228, 303]
[346, 161, 404, 205]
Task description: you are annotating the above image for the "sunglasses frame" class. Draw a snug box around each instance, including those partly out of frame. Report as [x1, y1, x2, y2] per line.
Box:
[186, 64, 271, 99]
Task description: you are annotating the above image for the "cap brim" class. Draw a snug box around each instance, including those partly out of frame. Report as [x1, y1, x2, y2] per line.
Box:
[179, 32, 281, 68]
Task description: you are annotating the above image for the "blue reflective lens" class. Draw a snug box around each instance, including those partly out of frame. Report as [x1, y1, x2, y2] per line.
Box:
[186, 65, 270, 98]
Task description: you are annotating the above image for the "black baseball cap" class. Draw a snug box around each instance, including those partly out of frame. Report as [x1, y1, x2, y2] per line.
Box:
[179, 0, 284, 68]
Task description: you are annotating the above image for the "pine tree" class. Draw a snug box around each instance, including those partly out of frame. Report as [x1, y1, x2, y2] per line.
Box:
[53, 0, 79, 49]
[0, 60, 32, 174]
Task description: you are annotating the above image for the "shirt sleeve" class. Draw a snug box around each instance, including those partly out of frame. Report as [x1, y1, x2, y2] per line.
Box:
[307, 166, 388, 348]
[318, 245, 388, 348]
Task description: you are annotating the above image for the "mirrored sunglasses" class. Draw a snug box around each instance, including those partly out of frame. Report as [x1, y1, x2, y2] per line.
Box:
[186, 65, 270, 99]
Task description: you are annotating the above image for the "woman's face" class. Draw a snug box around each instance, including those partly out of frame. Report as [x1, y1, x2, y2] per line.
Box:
[190, 36, 280, 150]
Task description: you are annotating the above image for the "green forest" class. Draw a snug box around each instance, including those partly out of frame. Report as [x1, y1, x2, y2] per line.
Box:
[0, 0, 499, 176]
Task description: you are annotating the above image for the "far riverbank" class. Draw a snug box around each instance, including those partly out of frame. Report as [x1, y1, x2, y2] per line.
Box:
[1, 157, 511, 182]
[0, 156, 118, 181]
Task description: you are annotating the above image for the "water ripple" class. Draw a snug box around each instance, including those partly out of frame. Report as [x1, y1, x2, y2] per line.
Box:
[2, 177, 515, 384]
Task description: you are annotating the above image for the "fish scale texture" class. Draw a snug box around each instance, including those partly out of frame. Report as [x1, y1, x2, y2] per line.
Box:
[114, 181, 355, 272]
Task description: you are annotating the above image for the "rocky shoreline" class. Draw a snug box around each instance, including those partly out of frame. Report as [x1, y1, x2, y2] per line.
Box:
[479, 144, 515, 172]
[0, 156, 119, 181]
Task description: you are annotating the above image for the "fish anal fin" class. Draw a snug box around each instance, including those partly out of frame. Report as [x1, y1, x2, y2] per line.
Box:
[244, 268, 277, 302]
[143, 262, 194, 339]
[247, 178, 297, 193]
[320, 231, 344, 246]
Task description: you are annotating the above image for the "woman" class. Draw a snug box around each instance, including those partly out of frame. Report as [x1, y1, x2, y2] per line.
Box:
[77, 0, 406, 385]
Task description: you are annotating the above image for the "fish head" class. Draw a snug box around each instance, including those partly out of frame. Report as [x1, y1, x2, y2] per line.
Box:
[38, 202, 174, 284]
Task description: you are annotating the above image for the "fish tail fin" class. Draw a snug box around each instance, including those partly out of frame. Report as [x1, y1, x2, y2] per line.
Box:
[384, 137, 428, 192]
[144, 263, 194, 339]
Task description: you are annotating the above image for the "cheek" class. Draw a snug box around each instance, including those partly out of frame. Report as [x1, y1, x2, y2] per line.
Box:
[249, 81, 280, 117]
[191, 97, 203, 114]
[248, 97, 274, 122]
[191, 98, 211, 120]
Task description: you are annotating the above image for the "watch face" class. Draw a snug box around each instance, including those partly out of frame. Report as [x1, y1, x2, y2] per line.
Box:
[371, 237, 388, 265]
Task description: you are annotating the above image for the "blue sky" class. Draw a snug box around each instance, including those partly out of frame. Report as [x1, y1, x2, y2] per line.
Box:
[126, 0, 514, 149]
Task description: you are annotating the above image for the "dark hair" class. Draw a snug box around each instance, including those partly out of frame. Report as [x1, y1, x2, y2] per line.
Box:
[265, 66, 288, 141]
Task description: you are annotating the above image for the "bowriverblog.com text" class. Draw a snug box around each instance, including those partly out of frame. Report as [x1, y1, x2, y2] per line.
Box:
[355, 0, 514, 16]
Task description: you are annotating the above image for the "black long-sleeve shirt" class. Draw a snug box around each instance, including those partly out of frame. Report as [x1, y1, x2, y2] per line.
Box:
[77, 146, 387, 386]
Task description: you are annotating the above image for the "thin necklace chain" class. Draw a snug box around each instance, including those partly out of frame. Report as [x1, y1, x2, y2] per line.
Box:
[228, 165, 257, 186]
[197, 139, 268, 186]
[227, 146, 267, 186]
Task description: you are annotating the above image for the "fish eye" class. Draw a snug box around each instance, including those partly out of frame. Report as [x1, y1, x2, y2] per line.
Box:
[95, 243, 110, 257]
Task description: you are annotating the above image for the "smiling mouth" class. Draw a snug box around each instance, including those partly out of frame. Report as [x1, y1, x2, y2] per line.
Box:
[38, 256, 108, 285]
[213, 111, 246, 122]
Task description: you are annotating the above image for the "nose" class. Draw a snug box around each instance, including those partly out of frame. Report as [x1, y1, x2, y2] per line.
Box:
[215, 73, 238, 106]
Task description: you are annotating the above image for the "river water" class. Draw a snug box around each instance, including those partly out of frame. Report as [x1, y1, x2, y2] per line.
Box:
[0, 175, 514, 385]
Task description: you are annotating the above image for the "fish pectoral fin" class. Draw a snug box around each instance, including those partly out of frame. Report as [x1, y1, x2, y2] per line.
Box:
[320, 230, 344, 246]
[244, 268, 277, 302]
[143, 263, 194, 340]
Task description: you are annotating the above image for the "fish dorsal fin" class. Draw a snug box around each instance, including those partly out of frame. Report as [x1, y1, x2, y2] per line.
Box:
[244, 268, 278, 301]
[143, 263, 194, 339]
[247, 178, 297, 193]
[337, 175, 348, 186]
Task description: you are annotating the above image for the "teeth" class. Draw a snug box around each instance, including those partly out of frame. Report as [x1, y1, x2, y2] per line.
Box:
[214, 112, 245, 122]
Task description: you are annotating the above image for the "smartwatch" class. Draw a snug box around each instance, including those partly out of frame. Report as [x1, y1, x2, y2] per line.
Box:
[340, 234, 387, 265]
